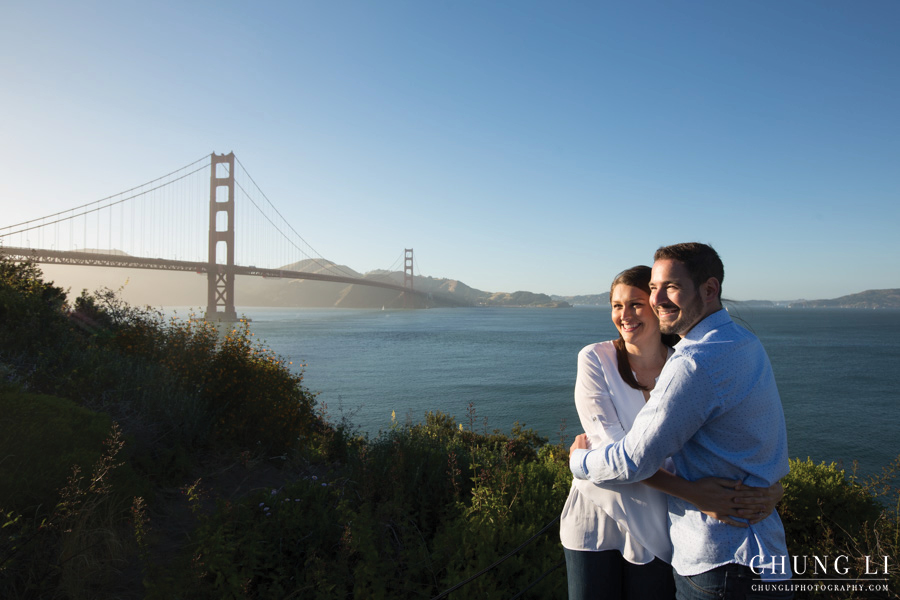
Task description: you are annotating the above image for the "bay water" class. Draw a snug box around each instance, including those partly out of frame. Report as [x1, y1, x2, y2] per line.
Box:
[236, 306, 900, 479]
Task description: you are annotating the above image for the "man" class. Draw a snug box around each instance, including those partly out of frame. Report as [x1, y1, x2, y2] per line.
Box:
[570, 242, 793, 599]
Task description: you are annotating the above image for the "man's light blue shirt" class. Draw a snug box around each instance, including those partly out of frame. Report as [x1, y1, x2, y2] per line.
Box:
[570, 309, 791, 579]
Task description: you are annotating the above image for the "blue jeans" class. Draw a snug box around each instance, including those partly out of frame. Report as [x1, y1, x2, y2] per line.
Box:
[564, 547, 675, 599]
[675, 563, 794, 600]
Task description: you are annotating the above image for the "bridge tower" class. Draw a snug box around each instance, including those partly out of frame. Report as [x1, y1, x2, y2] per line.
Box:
[403, 248, 414, 308]
[205, 152, 238, 322]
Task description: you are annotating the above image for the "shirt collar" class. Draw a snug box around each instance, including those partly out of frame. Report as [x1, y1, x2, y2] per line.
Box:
[681, 308, 731, 343]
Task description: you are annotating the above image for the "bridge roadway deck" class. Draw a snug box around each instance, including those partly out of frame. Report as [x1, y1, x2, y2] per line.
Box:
[0, 246, 413, 294]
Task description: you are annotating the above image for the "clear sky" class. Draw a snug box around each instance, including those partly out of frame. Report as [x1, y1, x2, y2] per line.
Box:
[2, 1, 898, 301]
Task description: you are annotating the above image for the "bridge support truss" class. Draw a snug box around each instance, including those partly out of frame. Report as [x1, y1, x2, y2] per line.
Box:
[206, 152, 238, 322]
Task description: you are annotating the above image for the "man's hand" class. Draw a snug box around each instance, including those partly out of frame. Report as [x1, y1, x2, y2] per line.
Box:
[687, 478, 784, 527]
[733, 480, 784, 524]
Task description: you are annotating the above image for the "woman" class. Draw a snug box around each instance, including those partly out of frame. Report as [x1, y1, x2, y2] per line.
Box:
[559, 266, 781, 599]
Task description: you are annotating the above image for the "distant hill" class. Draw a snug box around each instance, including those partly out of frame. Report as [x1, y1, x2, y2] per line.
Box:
[254, 262, 569, 308]
[483, 291, 570, 308]
[553, 291, 900, 310]
[731, 300, 780, 307]
[551, 293, 609, 306]
[788, 289, 900, 309]
[39, 258, 563, 309]
[237, 260, 475, 309]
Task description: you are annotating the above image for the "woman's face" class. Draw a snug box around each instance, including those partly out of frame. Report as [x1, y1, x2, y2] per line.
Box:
[611, 283, 661, 347]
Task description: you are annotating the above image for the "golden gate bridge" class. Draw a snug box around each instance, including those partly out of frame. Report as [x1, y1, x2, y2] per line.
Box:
[0, 152, 425, 320]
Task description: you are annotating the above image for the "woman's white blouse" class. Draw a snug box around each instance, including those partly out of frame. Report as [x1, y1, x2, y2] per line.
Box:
[559, 340, 675, 564]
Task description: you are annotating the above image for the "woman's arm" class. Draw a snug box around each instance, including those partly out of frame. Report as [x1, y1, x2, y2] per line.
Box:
[573, 346, 627, 442]
[643, 470, 783, 527]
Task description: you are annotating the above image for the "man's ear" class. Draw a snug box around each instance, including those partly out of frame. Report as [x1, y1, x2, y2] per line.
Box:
[701, 277, 721, 305]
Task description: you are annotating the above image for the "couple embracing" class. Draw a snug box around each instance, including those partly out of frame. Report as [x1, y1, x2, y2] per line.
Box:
[561, 242, 793, 600]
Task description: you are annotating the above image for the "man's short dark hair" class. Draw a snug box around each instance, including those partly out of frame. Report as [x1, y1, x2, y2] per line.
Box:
[653, 242, 724, 300]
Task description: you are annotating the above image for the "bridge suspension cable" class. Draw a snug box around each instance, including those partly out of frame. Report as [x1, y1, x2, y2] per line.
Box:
[0, 155, 213, 265]
[0, 163, 209, 239]
[230, 157, 371, 280]
[0, 154, 210, 234]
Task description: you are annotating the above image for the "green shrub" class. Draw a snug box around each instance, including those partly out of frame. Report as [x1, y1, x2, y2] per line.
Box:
[171, 413, 568, 599]
[433, 443, 569, 599]
[0, 391, 115, 514]
[780, 457, 882, 558]
[0, 260, 68, 347]
[110, 312, 318, 456]
[1, 422, 138, 600]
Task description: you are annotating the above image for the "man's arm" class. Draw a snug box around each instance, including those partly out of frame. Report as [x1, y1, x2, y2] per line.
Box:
[568, 432, 783, 526]
[570, 353, 713, 485]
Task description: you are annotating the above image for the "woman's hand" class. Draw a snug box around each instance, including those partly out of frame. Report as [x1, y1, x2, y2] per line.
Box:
[569, 433, 590, 457]
[685, 478, 783, 527]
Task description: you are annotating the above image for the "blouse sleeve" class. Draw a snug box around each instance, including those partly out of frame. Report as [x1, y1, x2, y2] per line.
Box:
[575, 345, 627, 444]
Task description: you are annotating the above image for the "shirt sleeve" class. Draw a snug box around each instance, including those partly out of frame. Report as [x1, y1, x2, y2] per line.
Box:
[574, 346, 626, 443]
[571, 353, 714, 485]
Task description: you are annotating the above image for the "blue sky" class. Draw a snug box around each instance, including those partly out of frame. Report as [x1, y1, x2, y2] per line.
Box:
[2, 1, 898, 300]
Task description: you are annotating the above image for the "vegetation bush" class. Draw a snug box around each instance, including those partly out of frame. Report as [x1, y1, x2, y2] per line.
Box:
[159, 413, 570, 600]
[0, 259, 68, 350]
[779, 458, 899, 598]
[1, 423, 135, 600]
[0, 257, 322, 596]
[0, 391, 118, 514]
[781, 457, 883, 557]
[108, 307, 317, 456]
[1, 257, 319, 470]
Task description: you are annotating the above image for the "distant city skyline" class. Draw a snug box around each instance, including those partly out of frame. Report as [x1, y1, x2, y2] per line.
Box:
[2, 1, 898, 301]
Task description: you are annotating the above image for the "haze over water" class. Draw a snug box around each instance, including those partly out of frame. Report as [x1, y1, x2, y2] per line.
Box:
[231, 306, 900, 480]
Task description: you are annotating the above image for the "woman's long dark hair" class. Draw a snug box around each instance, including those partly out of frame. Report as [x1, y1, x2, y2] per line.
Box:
[610, 266, 679, 391]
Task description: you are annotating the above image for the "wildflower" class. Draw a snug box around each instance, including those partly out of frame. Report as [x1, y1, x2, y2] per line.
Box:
[312, 475, 318, 481]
